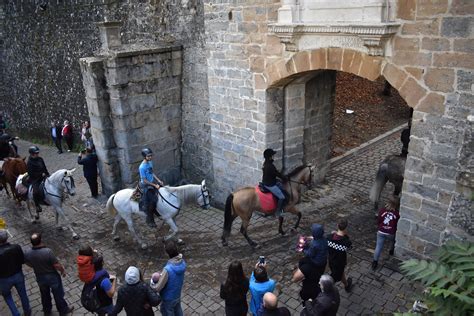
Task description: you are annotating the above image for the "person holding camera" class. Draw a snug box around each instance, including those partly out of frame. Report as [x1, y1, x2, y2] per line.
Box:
[220, 260, 249, 316]
[77, 148, 99, 198]
[249, 257, 276, 316]
[292, 224, 328, 306]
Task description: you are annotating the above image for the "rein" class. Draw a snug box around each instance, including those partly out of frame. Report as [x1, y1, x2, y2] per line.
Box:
[157, 189, 180, 211]
[286, 165, 312, 188]
[44, 175, 75, 200]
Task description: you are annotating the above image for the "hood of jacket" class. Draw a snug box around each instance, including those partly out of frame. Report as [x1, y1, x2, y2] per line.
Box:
[311, 223, 324, 239]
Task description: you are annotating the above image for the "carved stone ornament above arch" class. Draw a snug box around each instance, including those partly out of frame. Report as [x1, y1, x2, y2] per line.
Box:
[269, 0, 400, 56]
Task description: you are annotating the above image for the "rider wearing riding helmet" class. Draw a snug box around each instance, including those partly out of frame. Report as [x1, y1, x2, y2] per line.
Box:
[262, 148, 286, 217]
[139, 148, 164, 228]
[27, 146, 50, 212]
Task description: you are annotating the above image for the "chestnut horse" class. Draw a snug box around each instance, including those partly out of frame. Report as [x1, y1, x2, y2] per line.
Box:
[0, 157, 27, 202]
[222, 165, 314, 248]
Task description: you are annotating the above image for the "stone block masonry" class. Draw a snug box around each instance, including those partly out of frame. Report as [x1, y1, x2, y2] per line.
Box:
[80, 42, 183, 195]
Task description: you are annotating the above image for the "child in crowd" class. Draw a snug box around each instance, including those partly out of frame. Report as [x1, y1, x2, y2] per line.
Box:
[327, 219, 353, 292]
[76, 245, 96, 283]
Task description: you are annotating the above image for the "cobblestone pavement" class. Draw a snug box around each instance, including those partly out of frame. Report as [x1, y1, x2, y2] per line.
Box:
[1, 133, 421, 315]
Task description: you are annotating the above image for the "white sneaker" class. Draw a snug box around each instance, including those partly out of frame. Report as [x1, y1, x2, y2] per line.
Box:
[67, 150, 71, 152]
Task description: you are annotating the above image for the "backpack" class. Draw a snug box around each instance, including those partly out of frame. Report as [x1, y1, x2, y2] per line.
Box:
[81, 275, 106, 312]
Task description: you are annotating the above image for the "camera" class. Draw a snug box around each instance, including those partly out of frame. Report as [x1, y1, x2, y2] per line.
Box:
[296, 235, 313, 252]
[258, 256, 265, 265]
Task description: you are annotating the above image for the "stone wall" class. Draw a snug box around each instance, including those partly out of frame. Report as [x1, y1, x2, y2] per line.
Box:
[1, 0, 211, 188]
[203, 0, 473, 256]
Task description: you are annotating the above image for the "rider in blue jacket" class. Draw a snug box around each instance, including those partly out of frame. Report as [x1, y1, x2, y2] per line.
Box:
[138, 148, 164, 228]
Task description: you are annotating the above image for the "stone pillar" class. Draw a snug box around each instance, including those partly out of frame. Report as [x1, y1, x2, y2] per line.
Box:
[284, 83, 305, 171]
[79, 57, 122, 196]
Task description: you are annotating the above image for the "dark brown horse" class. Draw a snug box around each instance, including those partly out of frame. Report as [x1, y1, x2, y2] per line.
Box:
[0, 157, 27, 202]
[222, 165, 314, 248]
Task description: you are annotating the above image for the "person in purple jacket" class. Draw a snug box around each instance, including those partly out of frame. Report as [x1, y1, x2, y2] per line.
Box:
[372, 196, 400, 271]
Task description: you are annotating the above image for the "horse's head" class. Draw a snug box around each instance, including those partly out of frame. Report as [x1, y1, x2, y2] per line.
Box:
[198, 180, 211, 209]
[286, 165, 314, 189]
[62, 169, 76, 196]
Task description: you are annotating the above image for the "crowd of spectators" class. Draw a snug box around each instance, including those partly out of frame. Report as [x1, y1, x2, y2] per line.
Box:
[0, 202, 400, 315]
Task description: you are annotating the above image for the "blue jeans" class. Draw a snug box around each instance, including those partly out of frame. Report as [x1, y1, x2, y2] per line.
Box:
[160, 297, 183, 316]
[36, 272, 69, 314]
[0, 271, 31, 316]
[373, 232, 395, 261]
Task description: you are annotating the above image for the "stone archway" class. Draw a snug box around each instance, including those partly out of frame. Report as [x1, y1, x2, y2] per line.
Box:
[259, 48, 445, 180]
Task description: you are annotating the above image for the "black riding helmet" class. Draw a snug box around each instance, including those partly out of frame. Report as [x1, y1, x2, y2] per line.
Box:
[141, 147, 153, 158]
[29, 145, 40, 155]
[263, 148, 276, 159]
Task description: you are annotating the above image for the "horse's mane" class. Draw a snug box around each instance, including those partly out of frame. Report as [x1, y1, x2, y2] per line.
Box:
[286, 165, 307, 178]
[165, 184, 200, 204]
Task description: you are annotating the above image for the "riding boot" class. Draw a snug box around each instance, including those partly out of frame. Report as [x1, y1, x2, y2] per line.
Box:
[146, 207, 157, 228]
[277, 199, 285, 217]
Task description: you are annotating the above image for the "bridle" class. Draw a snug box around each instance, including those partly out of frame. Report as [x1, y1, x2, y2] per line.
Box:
[199, 185, 211, 208]
[287, 165, 313, 189]
[44, 175, 75, 200]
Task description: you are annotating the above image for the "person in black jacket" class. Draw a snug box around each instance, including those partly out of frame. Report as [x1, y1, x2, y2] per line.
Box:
[300, 275, 340, 316]
[262, 148, 286, 217]
[0, 229, 31, 316]
[220, 260, 249, 316]
[327, 219, 353, 292]
[111, 266, 161, 316]
[400, 107, 414, 157]
[77, 148, 99, 198]
[26, 146, 49, 212]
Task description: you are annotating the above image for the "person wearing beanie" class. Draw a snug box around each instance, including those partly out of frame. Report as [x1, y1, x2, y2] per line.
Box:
[111, 266, 161, 316]
[150, 239, 186, 316]
[0, 229, 31, 316]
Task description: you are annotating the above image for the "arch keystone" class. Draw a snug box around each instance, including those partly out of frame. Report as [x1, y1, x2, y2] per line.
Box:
[341, 49, 356, 73]
[310, 48, 327, 70]
[327, 47, 344, 71]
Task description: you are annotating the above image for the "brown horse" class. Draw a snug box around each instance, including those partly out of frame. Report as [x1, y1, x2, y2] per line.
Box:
[0, 157, 27, 202]
[222, 164, 314, 248]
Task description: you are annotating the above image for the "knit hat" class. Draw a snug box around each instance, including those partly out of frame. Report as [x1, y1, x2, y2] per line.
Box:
[125, 266, 140, 285]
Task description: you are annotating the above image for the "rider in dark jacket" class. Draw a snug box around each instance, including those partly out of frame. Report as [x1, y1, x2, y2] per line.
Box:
[262, 148, 286, 216]
[0, 133, 17, 160]
[26, 146, 49, 211]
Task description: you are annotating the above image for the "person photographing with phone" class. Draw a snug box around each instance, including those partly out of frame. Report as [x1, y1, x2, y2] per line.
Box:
[249, 256, 276, 316]
[292, 223, 328, 306]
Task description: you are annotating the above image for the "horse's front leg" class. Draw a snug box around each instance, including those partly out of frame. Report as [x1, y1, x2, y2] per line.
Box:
[163, 218, 182, 244]
[55, 206, 79, 240]
[124, 215, 147, 249]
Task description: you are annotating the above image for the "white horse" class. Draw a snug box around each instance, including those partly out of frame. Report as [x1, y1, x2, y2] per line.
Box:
[106, 180, 210, 249]
[16, 168, 79, 239]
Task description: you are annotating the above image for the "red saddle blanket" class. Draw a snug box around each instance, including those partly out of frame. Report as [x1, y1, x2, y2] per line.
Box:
[255, 186, 277, 214]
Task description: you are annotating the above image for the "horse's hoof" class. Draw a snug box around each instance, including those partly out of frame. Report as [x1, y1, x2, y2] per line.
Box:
[113, 236, 120, 242]
[177, 238, 185, 245]
[73, 235, 80, 240]
[141, 243, 148, 250]
[35, 215, 40, 220]
[279, 230, 286, 236]
[222, 241, 228, 247]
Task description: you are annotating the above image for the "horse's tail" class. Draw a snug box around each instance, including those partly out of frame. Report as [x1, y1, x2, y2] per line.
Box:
[222, 193, 234, 239]
[106, 194, 117, 216]
[369, 163, 389, 208]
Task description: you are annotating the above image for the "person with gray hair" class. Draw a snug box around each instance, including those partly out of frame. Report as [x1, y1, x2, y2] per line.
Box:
[300, 274, 340, 316]
[0, 229, 31, 316]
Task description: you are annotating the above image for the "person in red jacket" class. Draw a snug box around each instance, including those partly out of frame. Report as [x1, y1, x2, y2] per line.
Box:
[76, 245, 96, 283]
[372, 196, 400, 271]
[61, 120, 73, 152]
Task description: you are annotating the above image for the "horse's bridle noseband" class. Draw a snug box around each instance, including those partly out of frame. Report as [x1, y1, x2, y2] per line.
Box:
[44, 175, 75, 199]
[200, 185, 211, 208]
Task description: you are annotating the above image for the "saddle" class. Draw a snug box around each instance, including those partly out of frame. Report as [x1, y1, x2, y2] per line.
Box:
[130, 185, 143, 202]
[256, 183, 289, 214]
